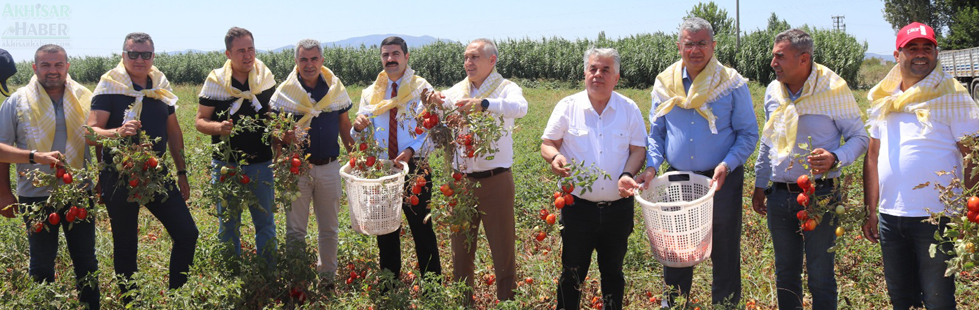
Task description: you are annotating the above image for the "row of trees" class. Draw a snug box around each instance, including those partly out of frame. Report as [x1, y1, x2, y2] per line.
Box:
[7, 6, 867, 89]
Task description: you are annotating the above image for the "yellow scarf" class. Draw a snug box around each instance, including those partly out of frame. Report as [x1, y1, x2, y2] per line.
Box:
[92, 60, 178, 121]
[650, 56, 746, 134]
[362, 67, 429, 116]
[761, 63, 862, 164]
[13, 74, 91, 168]
[868, 64, 978, 133]
[447, 68, 509, 100]
[198, 59, 276, 115]
[269, 66, 351, 129]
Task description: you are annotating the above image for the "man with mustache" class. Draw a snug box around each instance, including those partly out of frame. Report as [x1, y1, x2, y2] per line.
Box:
[196, 27, 278, 264]
[752, 28, 868, 310]
[862, 22, 978, 310]
[271, 38, 354, 284]
[352, 36, 441, 287]
[541, 47, 646, 310]
[87, 32, 198, 302]
[0, 44, 101, 309]
[638, 17, 758, 308]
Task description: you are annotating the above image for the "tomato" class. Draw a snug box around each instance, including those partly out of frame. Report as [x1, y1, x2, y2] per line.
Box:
[796, 193, 809, 207]
[796, 210, 808, 221]
[796, 174, 811, 191]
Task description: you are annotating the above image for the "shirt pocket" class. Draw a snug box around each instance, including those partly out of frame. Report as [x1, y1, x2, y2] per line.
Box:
[709, 96, 734, 130]
[610, 129, 630, 151]
[564, 127, 590, 153]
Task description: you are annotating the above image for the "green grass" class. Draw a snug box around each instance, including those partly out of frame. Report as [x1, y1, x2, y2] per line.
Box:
[0, 82, 977, 309]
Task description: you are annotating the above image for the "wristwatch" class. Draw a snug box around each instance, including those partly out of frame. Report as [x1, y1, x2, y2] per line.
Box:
[830, 152, 840, 170]
[719, 162, 731, 174]
[29, 150, 36, 164]
[480, 99, 490, 112]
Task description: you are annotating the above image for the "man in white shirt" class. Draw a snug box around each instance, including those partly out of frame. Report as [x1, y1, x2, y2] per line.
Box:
[540, 47, 646, 310]
[421, 38, 528, 301]
[862, 22, 979, 310]
[352, 36, 441, 285]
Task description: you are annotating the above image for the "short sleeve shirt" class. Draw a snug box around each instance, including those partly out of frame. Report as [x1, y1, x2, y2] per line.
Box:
[91, 78, 175, 166]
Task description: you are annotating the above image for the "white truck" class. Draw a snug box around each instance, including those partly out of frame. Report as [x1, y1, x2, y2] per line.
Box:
[939, 47, 979, 101]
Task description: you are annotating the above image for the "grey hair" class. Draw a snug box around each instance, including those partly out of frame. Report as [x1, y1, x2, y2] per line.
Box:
[123, 32, 154, 51]
[774, 28, 814, 57]
[583, 47, 620, 74]
[470, 38, 498, 58]
[678, 17, 714, 41]
[295, 39, 322, 59]
[35, 44, 68, 63]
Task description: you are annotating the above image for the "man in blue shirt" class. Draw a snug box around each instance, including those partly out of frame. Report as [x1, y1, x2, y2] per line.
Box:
[270, 38, 355, 281]
[752, 29, 868, 310]
[639, 17, 758, 308]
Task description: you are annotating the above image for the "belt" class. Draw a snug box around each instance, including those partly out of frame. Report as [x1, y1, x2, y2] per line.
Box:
[772, 178, 836, 193]
[308, 157, 337, 166]
[575, 196, 632, 208]
[466, 167, 510, 180]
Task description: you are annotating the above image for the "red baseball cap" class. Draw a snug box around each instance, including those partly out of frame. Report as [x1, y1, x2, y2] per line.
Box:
[896, 22, 937, 50]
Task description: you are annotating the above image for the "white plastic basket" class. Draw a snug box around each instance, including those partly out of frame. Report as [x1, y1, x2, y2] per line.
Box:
[339, 160, 409, 236]
[636, 171, 716, 268]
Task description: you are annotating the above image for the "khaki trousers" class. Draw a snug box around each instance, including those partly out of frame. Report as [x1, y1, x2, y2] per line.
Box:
[451, 170, 517, 301]
[285, 160, 342, 275]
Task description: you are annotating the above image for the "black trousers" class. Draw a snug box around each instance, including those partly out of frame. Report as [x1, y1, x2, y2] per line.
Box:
[21, 195, 100, 309]
[376, 160, 441, 281]
[100, 170, 199, 296]
[556, 196, 634, 310]
[664, 165, 744, 308]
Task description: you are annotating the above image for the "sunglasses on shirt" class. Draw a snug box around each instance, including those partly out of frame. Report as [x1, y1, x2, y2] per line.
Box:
[125, 51, 153, 60]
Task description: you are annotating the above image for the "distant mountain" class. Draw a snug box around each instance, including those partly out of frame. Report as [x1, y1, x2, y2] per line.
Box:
[864, 52, 892, 60]
[271, 34, 448, 52]
[162, 49, 209, 55]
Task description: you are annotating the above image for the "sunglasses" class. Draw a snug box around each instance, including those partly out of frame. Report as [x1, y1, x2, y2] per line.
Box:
[125, 51, 153, 60]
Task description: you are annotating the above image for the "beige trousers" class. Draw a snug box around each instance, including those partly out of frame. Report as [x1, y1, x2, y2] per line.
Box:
[451, 170, 518, 301]
[285, 160, 342, 275]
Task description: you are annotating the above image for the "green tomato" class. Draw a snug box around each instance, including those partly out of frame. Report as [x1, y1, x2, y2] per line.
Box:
[835, 205, 846, 215]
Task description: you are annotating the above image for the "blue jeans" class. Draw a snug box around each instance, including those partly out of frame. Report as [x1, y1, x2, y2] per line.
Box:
[878, 213, 955, 310]
[212, 159, 276, 263]
[766, 184, 838, 310]
[21, 195, 100, 310]
[556, 196, 634, 310]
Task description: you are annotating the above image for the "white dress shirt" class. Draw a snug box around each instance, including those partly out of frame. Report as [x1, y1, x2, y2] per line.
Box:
[541, 91, 647, 202]
[443, 80, 528, 173]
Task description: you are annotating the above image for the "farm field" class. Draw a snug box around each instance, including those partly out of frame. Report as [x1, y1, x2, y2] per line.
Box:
[0, 81, 977, 310]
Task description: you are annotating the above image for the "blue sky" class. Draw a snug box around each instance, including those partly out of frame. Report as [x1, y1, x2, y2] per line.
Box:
[1, 0, 898, 62]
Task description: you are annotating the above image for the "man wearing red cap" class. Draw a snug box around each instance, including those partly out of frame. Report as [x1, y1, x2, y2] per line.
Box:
[862, 22, 979, 309]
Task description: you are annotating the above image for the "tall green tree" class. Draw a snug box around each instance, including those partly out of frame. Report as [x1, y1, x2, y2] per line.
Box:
[882, 0, 978, 49]
[685, 1, 736, 36]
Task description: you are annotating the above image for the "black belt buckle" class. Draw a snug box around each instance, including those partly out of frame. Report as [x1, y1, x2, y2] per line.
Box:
[596, 201, 614, 208]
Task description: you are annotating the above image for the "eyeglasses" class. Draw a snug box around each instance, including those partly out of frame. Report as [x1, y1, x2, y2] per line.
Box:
[125, 51, 153, 60]
[682, 40, 711, 50]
